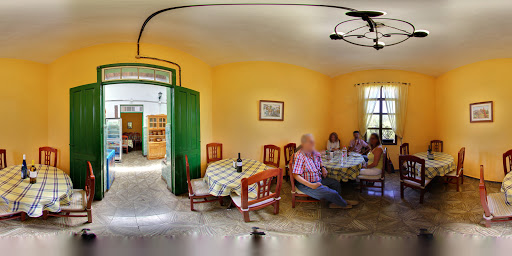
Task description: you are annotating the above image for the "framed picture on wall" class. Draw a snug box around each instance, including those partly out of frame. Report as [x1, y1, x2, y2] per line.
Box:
[470, 101, 493, 123]
[127, 122, 133, 129]
[259, 100, 284, 121]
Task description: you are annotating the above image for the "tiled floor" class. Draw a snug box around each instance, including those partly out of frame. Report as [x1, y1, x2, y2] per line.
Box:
[1, 151, 511, 238]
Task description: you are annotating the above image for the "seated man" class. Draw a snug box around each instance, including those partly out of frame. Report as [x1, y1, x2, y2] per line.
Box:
[348, 131, 370, 161]
[292, 134, 359, 209]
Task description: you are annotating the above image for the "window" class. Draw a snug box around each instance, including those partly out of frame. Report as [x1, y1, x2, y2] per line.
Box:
[366, 86, 397, 145]
[102, 66, 172, 84]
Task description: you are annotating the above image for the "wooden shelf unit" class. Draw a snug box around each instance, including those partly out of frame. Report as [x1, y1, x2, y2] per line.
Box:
[147, 114, 167, 160]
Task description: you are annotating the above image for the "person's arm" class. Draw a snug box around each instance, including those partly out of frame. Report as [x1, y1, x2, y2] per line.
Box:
[348, 140, 354, 152]
[293, 174, 321, 189]
[334, 141, 340, 150]
[366, 147, 383, 168]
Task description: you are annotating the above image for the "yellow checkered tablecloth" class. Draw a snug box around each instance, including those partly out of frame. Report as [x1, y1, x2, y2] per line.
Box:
[323, 153, 366, 182]
[204, 158, 268, 197]
[413, 152, 455, 178]
[0, 164, 73, 217]
[501, 171, 512, 205]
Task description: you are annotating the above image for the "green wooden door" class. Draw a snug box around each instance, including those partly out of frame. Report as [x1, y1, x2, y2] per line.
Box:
[70, 83, 103, 199]
[172, 87, 200, 195]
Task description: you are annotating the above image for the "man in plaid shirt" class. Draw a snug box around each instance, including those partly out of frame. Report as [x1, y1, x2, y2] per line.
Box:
[293, 134, 359, 209]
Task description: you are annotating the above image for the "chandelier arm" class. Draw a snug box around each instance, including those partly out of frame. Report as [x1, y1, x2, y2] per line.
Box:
[336, 25, 368, 35]
[381, 24, 414, 34]
[382, 37, 412, 47]
[383, 33, 412, 37]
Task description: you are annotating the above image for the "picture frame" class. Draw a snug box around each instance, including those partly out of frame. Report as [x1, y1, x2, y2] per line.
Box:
[470, 101, 493, 123]
[259, 100, 284, 121]
[127, 121, 133, 129]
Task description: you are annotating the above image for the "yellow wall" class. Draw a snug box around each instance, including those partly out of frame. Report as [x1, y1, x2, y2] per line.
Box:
[47, 43, 213, 173]
[436, 59, 512, 182]
[212, 61, 332, 170]
[121, 113, 143, 136]
[331, 70, 437, 167]
[0, 59, 48, 166]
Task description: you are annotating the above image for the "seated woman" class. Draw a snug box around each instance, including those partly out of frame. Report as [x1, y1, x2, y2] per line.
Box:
[326, 132, 341, 151]
[360, 133, 384, 176]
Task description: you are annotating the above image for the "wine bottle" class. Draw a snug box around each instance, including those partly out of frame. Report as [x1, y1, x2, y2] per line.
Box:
[236, 153, 243, 173]
[29, 160, 37, 184]
[21, 154, 27, 179]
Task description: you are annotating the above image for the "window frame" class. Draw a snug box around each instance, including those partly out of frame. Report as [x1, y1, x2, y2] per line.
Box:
[365, 86, 397, 145]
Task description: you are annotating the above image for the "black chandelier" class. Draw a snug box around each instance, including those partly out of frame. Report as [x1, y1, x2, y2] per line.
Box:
[329, 10, 429, 50]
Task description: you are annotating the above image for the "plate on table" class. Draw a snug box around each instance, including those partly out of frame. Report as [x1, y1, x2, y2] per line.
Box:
[349, 152, 361, 157]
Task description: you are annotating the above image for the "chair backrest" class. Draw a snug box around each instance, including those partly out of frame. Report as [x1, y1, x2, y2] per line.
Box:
[284, 143, 296, 167]
[122, 135, 129, 141]
[86, 161, 96, 209]
[185, 155, 194, 195]
[479, 165, 491, 218]
[206, 143, 223, 164]
[240, 168, 283, 210]
[381, 148, 387, 179]
[430, 140, 443, 152]
[503, 149, 512, 176]
[0, 149, 6, 169]
[128, 132, 134, 140]
[400, 143, 409, 155]
[133, 132, 141, 141]
[263, 144, 281, 168]
[456, 147, 466, 176]
[399, 155, 426, 187]
[39, 147, 58, 167]
[289, 153, 297, 192]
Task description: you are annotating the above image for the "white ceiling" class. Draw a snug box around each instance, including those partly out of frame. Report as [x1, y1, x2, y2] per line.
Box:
[0, 0, 511, 77]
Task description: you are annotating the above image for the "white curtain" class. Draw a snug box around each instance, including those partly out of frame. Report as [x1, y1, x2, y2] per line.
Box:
[357, 85, 380, 137]
[382, 83, 408, 143]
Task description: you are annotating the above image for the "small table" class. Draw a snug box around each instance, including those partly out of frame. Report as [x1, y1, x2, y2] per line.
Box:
[0, 164, 73, 217]
[204, 158, 268, 197]
[413, 152, 455, 178]
[323, 152, 366, 182]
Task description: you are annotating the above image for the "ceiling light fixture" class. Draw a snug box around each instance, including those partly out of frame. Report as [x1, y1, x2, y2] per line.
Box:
[331, 10, 429, 50]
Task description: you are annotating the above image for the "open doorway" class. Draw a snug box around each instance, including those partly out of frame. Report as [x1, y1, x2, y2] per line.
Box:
[104, 83, 168, 192]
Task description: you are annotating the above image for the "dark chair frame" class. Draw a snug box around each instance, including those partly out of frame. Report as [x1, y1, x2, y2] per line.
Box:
[263, 144, 281, 168]
[39, 147, 58, 167]
[399, 155, 431, 204]
[288, 153, 319, 208]
[479, 165, 512, 227]
[400, 143, 409, 155]
[430, 140, 443, 152]
[0, 149, 6, 170]
[445, 147, 465, 191]
[206, 143, 223, 164]
[360, 148, 387, 195]
[283, 143, 296, 181]
[503, 149, 512, 176]
[186, 155, 223, 211]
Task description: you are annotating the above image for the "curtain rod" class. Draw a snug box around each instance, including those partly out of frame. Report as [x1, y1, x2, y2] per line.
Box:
[353, 82, 411, 87]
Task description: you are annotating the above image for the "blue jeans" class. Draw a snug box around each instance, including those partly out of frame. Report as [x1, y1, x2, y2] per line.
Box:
[295, 178, 348, 207]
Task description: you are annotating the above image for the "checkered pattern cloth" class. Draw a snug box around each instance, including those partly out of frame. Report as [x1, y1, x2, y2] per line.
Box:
[323, 153, 365, 182]
[204, 159, 268, 197]
[501, 171, 512, 205]
[413, 152, 455, 178]
[0, 165, 73, 217]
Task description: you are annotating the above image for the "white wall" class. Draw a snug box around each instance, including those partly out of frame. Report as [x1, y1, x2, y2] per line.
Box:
[105, 83, 167, 125]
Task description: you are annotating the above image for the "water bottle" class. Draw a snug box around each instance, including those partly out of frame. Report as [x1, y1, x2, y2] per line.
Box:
[342, 147, 348, 163]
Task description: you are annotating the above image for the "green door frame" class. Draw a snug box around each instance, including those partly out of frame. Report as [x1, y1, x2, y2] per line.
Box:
[97, 63, 177, 198]
[119, 104, 144, 153]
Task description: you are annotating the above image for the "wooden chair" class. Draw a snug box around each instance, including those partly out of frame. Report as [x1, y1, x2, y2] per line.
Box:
[289, 153, 319, 208]
[479, 165, 512, 227]
[39, 147, 58, 167]
[399, 155, 432, 204]
[445, 147, 465, 191]
[44, 161, 95, 223]
[186, 155, 222, 211]
[503, 149, 512, 176]
[133, 132, 142, 148]
[0, 206, 26, 222]
[400, 143, 409, 155]
[283, 143, 296, 181]
[0, 149, 6, 170]
[358, 148, 387, 195]
[122, 135, 129, 153]
[430, 140, 443, 152]
[263, 144, 281, 168]
[206, 143, 223, 164]
[230, 168, 283, 222]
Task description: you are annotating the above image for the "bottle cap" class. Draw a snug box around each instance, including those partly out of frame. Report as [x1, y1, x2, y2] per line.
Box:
[23, 154, 26, 160]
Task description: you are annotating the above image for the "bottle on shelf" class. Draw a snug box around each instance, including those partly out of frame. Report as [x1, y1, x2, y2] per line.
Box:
[21, 154, 27, 179]
[29, 160, 37, 184]
[236, 153, 243, 173]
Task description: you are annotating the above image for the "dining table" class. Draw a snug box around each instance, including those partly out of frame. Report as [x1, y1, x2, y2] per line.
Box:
[413, 152, 455, 178]
[204, 158, 268, 198]
[323, 152, 366, 182]
[0, 164, 73, 217]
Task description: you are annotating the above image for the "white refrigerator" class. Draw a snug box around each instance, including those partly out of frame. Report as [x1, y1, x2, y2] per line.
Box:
[106, 118, 122, 162]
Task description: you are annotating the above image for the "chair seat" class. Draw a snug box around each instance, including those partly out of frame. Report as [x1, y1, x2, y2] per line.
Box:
[230, 193, 277, 210]
[445, 170, 459, 177]
[293, 187, 307, 195]
[0, 204, 22, 217]
[358, 174, 383, 180]
[190, 179, 211, 196]
[60, 189, 87, 211]
[487, 193, 512, 217]
[402, 177, 432, 188]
